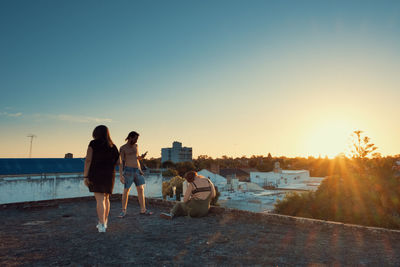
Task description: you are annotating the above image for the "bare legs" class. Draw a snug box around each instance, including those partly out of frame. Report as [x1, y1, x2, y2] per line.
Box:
[121, 188, 131, 212]
[94, 192, 110, 224]
[137, 185, 146, 213]
[121, 185, 146, 213]
[105, 194, 110, 224]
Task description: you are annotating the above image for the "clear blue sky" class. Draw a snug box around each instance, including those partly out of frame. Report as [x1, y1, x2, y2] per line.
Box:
[1, 0, 400, 158]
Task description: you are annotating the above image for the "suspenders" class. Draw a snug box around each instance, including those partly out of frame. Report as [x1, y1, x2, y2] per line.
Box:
[191, 179, 212, 194]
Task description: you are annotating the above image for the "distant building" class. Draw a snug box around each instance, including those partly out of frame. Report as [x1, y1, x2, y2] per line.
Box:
[161, 141, 192, 163]
[219, 168, 250, 182]
[65, 153, 73, 159]
[273, 161, 282, 173]
[250, 170, 310, 188]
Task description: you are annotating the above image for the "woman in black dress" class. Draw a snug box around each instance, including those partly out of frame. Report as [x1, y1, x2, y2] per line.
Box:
[83, 125, 120, 232]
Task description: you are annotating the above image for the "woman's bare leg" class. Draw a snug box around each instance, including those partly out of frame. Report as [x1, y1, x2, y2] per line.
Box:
[94, 192, 106, 224]
[105, 194, 110, 224]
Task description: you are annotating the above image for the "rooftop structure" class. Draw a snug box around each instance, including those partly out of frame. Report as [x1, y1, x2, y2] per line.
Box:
[0, 158, 85, 176]
[1, 196, 400, 266]
[219, 168, 250, 182]
[161, 141, 192, 163]
[250, 169, 317, 189]
[0, 171, 162, 205]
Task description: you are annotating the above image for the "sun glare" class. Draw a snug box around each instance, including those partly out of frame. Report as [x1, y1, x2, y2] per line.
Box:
[303, 119, 353, 158]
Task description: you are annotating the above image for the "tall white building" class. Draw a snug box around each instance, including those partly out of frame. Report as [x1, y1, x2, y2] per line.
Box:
[161, 141, 192, 163]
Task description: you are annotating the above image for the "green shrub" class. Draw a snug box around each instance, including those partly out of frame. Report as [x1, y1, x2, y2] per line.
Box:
[274, 172, 400, 229]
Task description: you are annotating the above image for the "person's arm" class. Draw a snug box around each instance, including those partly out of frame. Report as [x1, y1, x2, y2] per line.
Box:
[136, 144, 148, 160]
[209, 179, 216, 199]
[136, 144, 143, 174]
[138, 152, 148, 160]
[119, 148, 125, 184]
[83, 146, 93, 187]
[114, 146, 121, 170]
[136, 145, 146, 175]
[183, 183, 193, 202]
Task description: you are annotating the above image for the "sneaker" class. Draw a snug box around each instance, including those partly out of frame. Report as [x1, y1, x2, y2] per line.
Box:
[159, 213, 173, 220]
[98, 220, 108, 229]
[96, 223, 106, 233]
[118, 210, 127, 218]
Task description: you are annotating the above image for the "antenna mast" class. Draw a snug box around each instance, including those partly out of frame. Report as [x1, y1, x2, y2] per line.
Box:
[27, 134, 36, 158]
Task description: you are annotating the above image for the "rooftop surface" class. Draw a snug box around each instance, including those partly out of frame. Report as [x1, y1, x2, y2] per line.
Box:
[1, 197, 400, 266]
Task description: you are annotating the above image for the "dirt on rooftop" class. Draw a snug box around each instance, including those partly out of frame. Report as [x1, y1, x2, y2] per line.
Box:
[1, 196, 400, 266]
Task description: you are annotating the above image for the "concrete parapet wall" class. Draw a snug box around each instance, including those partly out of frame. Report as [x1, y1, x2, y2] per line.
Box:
[0, 174, 162, 204]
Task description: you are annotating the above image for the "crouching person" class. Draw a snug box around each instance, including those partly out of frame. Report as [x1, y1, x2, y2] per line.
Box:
[160, 171, 216, 219]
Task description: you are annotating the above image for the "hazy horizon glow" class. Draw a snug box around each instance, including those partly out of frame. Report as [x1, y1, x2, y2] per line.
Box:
[1, 0, 400, 159]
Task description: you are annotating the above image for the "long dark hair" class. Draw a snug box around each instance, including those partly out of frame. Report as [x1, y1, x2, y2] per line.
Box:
[92, 125, 114, 147]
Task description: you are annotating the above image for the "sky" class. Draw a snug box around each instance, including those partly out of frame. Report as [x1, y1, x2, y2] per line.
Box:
[1, 0, 400, 159]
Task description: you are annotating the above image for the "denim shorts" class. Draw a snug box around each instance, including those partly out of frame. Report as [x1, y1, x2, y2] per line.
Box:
[123, 167, 145, 189]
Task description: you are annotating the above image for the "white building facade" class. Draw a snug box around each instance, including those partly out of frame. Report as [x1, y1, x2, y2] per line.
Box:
[250, 170, 310, 188]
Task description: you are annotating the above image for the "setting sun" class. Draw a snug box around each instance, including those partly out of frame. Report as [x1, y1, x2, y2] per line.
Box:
[302, 118, 354, 158]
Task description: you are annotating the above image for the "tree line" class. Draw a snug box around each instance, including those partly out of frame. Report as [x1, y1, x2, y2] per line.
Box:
[143, 130, 400, 229]
[274, 131, 400, 229]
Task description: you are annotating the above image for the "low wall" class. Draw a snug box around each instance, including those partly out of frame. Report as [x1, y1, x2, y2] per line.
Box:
[0, 173, 162, 204]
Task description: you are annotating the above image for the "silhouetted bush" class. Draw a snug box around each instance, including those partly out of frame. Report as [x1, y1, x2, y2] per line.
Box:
[275, 162, 400, 229]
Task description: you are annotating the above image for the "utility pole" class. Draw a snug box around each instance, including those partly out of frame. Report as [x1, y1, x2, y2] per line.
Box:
[27, 134, 36, 158]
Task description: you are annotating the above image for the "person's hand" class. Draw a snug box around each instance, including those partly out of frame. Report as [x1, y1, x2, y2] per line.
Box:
[120, 175, 125, 184]
[141, 151, 148, 158]
[84, 178, 90, 187]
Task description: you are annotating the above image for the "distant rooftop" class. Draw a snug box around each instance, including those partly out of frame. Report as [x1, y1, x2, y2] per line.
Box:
[281, 170, 309, 174]
[250, 170, 309, 174]
[1, 196, 400, 266]
[0, 158, 85, 176]
[219, 168, 249, 177]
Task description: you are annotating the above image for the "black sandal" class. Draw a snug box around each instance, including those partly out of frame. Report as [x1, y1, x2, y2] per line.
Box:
[139, 210, 153, 215]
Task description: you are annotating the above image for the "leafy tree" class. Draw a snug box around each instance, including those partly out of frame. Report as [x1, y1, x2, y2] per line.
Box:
[193, 155, 213, 171]
[256, 161, 273, 172]
[248, 157, 258, 168]
[274, 140, 400, 229]
[162, 175, 185, 200]
[142, 157, 161, 169]
[162, 160, 176, 169]
[162, 168, 178, 177]
[175, 161, 196, 176]
[349, 130, 378, 159]
[275, 171, 400, 229]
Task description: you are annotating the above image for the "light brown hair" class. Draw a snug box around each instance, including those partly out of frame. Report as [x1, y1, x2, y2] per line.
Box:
[184, 171, 197, 182]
